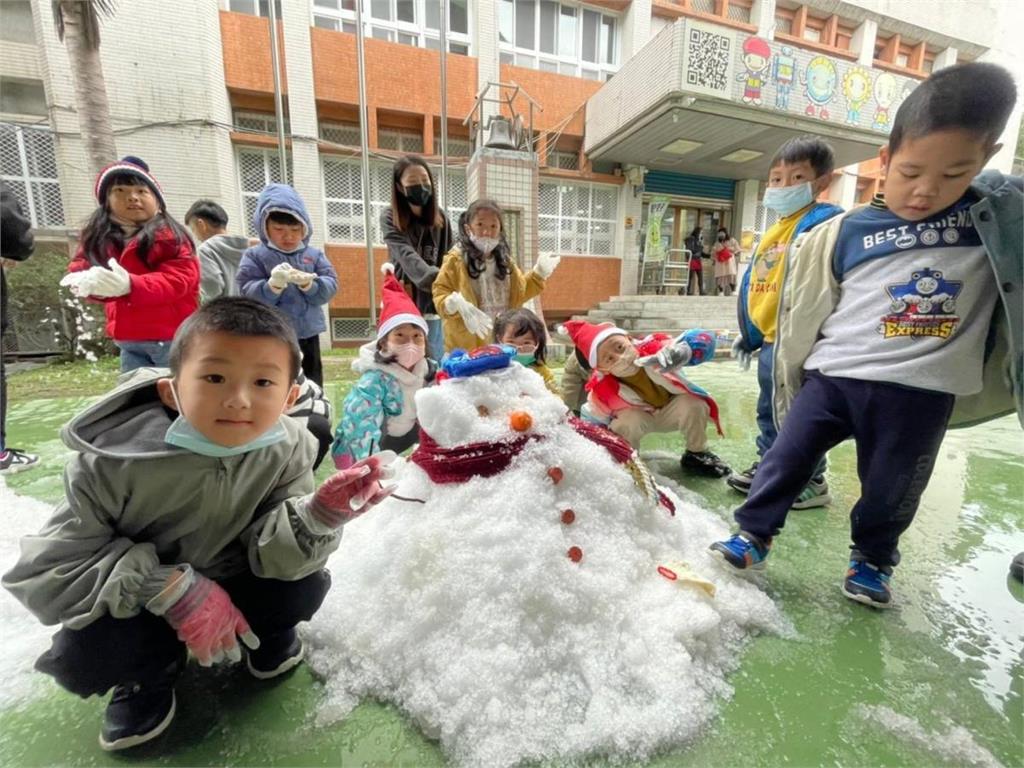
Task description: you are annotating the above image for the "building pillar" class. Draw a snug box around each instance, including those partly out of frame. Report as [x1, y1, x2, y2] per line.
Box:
[620, 0, 652, 61]
[751, 0, 776, 40]
[828, 170, 858, 210]
[474, 0, 500, 125]
[851, 19, 877, 67]
[733, 178, 760, 259]
[617, 184, 643, 295]
[932, 47, 958, 72]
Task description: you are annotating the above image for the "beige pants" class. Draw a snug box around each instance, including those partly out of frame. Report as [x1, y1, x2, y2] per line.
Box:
[561, 353, 589, 414]
[610, 394, 710, 452]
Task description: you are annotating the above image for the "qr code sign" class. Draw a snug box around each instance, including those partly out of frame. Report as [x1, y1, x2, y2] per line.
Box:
[684, 25, 733, 96]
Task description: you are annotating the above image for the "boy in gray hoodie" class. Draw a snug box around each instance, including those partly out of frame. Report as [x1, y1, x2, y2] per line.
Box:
[3, 298, 393, 751]
[184, 199, 251, 302]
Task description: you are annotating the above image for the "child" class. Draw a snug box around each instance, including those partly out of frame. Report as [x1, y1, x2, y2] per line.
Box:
[727, 136, 843, 508]
[184, 198, 251, 302]
[2, 298, 392, 751]
[236, 184, 338, 386]
[432, 199, 559, 353]
[562, 320, 730, 477]
[494, 307, 558, 395]
[61, 156, 198, 373]
[711, 62, 1022, 609]
[332, 266, 437, 468]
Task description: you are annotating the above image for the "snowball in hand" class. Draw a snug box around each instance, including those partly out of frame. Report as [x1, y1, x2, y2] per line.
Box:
[305, 363, 785, 767]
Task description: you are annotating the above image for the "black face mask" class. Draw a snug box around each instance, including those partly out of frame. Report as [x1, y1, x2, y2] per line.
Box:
[717, 234, 726, 241]
[404, 185, 432, 207]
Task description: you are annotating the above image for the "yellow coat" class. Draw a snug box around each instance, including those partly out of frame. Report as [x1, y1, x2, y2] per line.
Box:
[432, 246, 547, 353]
[530, 361, 560, 396]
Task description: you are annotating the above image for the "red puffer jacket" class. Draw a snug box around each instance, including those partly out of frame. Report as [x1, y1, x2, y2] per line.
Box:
[69, 225, 199, 342]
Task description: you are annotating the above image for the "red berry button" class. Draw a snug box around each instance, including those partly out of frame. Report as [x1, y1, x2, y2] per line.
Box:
[547, 467, 564, 484]
[568, 546, 583, 563]
[561, 509, 575, 525]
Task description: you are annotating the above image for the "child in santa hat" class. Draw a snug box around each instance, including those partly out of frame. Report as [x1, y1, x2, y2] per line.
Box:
[561, 320, 730, 477]
[330, 266, 438, 468]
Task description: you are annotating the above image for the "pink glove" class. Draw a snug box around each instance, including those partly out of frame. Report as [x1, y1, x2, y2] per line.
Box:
[309, 452, 397, 527]
[163, 573, 259, 666]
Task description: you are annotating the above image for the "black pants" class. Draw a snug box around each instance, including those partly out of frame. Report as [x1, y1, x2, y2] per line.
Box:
[306, 413, 333, 470]
[735, 372, 954, 568]
[35, 569, 331, 698]
[298, 336, 323, 386]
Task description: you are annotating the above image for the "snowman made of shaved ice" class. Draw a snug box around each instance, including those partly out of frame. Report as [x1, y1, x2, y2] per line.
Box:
[306, 346, 785, 768]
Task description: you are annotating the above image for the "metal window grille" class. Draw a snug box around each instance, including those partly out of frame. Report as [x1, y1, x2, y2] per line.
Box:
[320, 121, 362, 146]
[690, 0, 716, 13]
[237, 148, 293, 237]
[332, 316, 374, 341]
[538, 180, 617, 256]
[322, 157, 392, 244]
[378, 128, 424, 153]
[0, 123, 64, 228]
[234, 110, 290, 135]
[549, 149, 579, 170]
[726, 2, 751, 22]
[754, 202, 779, 241]
[432, 136, 472, 156]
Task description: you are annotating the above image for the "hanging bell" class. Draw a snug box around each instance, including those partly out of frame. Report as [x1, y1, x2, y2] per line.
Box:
[484, 116, 516, 149]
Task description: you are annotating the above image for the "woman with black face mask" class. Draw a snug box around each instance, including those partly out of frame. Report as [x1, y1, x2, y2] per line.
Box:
[381, 156, 453, 361]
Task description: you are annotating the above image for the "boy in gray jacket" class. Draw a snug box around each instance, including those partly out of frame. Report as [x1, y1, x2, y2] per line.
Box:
[3, 298, 393, 751]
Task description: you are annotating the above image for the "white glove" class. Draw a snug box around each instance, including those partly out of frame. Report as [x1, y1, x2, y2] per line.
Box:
[268, 262, 292, 292]
[289, 269, 316, 290]
[444, 292, 493, 339]
[87, 260, 132, 298]
[60, 270, 96, 297]
[731, 336, 752, 371]
[637, 342, 692, 373]
[533, 252, 561, 279]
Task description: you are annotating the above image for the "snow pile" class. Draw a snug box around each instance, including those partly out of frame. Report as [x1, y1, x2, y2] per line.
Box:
[306, 364, 785, 767]
[0, 480, 61, 707]
[854, 705, 1003, 768]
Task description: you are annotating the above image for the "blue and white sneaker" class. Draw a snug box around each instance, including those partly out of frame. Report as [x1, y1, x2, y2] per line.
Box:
[709, 532, 771, 570]
[842, 561, 893, 608]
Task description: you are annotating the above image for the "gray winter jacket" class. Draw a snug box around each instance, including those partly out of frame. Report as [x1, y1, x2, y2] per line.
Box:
[197, 233, 250, 302]
[2, 369, 340, 630]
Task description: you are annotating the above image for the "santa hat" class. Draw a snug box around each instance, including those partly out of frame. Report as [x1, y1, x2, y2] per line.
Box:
[94, 155, 166, 210]
[378, 263, 427, 340]
[558, 320, 628, 369]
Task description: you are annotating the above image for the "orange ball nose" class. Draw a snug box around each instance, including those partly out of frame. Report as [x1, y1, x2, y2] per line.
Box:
[509, 410, 533, 432]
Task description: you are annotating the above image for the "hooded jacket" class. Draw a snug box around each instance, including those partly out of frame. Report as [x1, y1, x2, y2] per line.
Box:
[198, 233, 251, 301]
[773, 171, 1023, 430]
[236, 184, 338, 339]
[2, 369, 341, 630]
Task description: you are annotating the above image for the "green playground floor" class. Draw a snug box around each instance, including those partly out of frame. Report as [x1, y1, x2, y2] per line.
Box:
[1, 361, 1021, 767]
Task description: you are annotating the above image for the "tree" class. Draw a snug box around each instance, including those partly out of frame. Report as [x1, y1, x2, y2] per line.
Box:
[52, 0, 117, 175]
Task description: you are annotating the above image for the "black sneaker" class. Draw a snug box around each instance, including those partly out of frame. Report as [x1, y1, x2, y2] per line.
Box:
[1010, 552, 1024, 583]
[99, 666, 179, 751]
[725, 462, 758, 494]
[0, 448, 39, 475]
[246, 628, 305, 680]
[681, 450, 731, 478]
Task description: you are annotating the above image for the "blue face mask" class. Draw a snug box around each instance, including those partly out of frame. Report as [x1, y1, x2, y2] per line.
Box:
[163, 382, 288, 458]
[762, 181, 815, 217]
[514, 352, 536, 367]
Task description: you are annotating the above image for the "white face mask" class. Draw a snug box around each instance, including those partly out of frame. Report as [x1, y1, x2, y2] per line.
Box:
[162, 381, 287, 457]
[469, 234, 500, 255]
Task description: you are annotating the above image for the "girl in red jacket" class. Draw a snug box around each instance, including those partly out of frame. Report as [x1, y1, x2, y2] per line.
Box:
[62, 156, 198, 372]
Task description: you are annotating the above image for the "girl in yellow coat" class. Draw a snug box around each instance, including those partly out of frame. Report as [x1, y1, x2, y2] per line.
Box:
[432, 199, 559, 353]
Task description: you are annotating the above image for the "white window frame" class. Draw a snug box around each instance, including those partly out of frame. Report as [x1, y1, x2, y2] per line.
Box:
[225, 0, 282, 18]
[538, 179, 617, 257]
[312, 0, 471, 55]
[0, 122, 64, 228]
[499, 0, 618, 81]
[236, 147, 292, 237]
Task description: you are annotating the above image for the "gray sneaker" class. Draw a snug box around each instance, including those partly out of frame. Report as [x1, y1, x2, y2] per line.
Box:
[791, 476, 831, 509]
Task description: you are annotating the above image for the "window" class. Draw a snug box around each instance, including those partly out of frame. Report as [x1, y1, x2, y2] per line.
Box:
[726, 0, 752, 23]
[499, 0, 618, 79]
[378, 127, 423, 153]
[313, 0, 470, 54]
[321, 121, 362, 145]
[548, 149, 579, 170]
[227, 0, 282, 17]
[234, 110, 290, 134]
[0, 2, 35, 44]
[237, 148, 292, 237]
[538, 181, 616, 256]
[0, 123, 63, 228]
[432, 135, 473, 156]
[322, 156, 466, 243]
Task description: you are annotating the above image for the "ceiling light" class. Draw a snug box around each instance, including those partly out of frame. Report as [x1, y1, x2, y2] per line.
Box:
[720, 149, 763, 163]
[660, 138, 703, 155]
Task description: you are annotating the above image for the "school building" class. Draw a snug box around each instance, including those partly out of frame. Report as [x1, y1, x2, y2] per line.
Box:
[1, 0, 1021, 341]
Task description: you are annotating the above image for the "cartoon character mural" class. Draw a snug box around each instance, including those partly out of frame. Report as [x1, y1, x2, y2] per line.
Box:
[842, 66, 872, 125]
[772, 45, 797, 109]
[873, 72, 899, 131]
[736, 37, 772, 106]
[803, 56, 837, 120]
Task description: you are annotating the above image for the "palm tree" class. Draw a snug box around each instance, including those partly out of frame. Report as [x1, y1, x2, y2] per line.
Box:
[52, 0, 117, 174]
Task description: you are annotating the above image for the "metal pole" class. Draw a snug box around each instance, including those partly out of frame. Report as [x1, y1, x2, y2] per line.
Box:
[266, 0, 289, 184]
[438, 0, 448, 210]
[355, 0, 377, 327]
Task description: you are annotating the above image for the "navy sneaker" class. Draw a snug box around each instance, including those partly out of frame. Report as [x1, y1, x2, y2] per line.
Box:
[709, 532, 771, 570]
[725, 462, 758, 494]
[247, 628, 304, 680]
[842, 561, 893, 608]
[99, 661, 180, 751]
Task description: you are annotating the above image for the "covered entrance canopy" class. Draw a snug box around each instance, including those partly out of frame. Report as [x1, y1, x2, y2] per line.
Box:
[585, 18, 922, 179]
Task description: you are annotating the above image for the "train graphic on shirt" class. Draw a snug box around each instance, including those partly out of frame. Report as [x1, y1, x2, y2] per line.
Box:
[878, 268, 962, 339]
